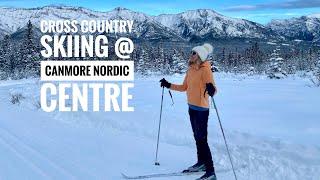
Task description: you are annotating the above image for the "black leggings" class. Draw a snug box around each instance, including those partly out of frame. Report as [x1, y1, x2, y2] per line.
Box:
[188, 108, 214, 172]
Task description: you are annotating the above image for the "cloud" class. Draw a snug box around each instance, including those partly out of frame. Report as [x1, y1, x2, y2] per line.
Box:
[306, 127, 320, 135]
[224, 0, 320, 11]
[0, 0, 29, 2]
[235, 12, 300, 18]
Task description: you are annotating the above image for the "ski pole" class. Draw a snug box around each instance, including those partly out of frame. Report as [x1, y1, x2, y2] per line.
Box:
[211, 97, 238, 180]
[154, 86, 164, 166]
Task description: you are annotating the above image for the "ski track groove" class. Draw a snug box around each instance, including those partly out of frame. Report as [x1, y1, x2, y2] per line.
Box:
[0, 126, 77, 180]
[0, 88, 103, 180]
[0, 129, 51, 179]
[14, 125, 102, 180]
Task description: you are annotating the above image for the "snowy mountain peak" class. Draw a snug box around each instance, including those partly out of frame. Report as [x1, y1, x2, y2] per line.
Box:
[38, 4, 90, 12]
[267, 14, 320, 42]
[0, 5, 318, 43]
[113, 7, 130, 11]
[307, 13, 320, 19]
[180, 8, 221, 16]
[154, 8, 276, 41]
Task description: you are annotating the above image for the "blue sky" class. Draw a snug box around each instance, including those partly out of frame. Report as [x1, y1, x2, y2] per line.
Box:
[0, 0, 319, 24]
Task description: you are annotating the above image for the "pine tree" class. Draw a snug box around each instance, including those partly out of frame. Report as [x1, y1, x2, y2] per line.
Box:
[171, 49, 187, 74]
[16, 20, 41, 78]
[312, 56, 320, 86]
[0, 39, 6, 79]
[227, 52, 234, 72]
[221, 47, 226, 71]
[137, 47, 150, 74]
[208, 55, 220, 72]
[267, 47, 287, 79]
[0, 35, 13, 79]
[159, 46, 170, 74]
[132, 47, 139, 72]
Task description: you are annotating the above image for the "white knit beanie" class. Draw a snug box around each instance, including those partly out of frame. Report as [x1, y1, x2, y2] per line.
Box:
[192, 43, 214, 61]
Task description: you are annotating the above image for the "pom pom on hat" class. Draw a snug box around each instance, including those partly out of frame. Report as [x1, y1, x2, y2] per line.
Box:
[192, 43, 213, 61]
[203, 43, 213, 54]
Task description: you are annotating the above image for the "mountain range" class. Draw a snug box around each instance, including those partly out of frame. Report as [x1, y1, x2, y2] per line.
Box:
[0, 5, 319, 44]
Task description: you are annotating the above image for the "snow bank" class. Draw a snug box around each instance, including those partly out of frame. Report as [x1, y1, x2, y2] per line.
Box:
[0, 74, 319, 179]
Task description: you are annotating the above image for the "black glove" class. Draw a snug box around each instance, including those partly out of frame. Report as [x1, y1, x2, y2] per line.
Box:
[205, 83, 216, 97]
[160, 78, 171, 88]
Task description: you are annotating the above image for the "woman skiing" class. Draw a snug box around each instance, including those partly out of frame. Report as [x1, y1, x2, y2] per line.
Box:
[160, 43, 217, 180]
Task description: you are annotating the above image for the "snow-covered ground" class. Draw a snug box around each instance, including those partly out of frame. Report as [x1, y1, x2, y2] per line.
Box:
[0, 73, 319, 180]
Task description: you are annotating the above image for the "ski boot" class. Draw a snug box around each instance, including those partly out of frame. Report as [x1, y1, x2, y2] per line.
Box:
[182, 162, 206, 173]
[197, 171, 217, 180]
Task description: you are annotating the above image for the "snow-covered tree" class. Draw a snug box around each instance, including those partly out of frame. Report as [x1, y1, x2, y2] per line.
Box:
[15, 20, 41, 78]
[248, 66, 255, 76]
[287, 64, 296, 74]
[137, 48, 150, 74]
[267, 48, 287, 79]
[155, 45, 165, 73]
[171, 49, 187, 74]
[208, 55, 220, 72]
[311, 57, 320, 86]
[220, 47, 227, 71]
[0, 35, 13, 80]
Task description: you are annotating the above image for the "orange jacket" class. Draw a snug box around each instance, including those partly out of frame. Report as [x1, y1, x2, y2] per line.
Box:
[170, 61, 217, 108]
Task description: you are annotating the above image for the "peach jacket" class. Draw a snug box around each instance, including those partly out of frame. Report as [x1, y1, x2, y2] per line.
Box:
[170, 61, 217, 108]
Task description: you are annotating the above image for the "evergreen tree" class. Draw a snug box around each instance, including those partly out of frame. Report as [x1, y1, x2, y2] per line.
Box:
[159, 46, 170, 74]
[16, 20, 41, 78]
[0, 35, 13, 79]
[312, 56, 320, 86]
[171, 49, 187, 74]
[221, 47, 226, 71]
[267, 47, 287, 79]
[137, 48, 150, 74]
[208, 55, 220, 72]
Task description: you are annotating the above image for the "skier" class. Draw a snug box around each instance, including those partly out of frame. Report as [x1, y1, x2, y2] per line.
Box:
[160, 43, 217, 180]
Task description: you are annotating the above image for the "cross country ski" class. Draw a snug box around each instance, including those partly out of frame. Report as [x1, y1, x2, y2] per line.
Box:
[121, 165, 246, 179]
